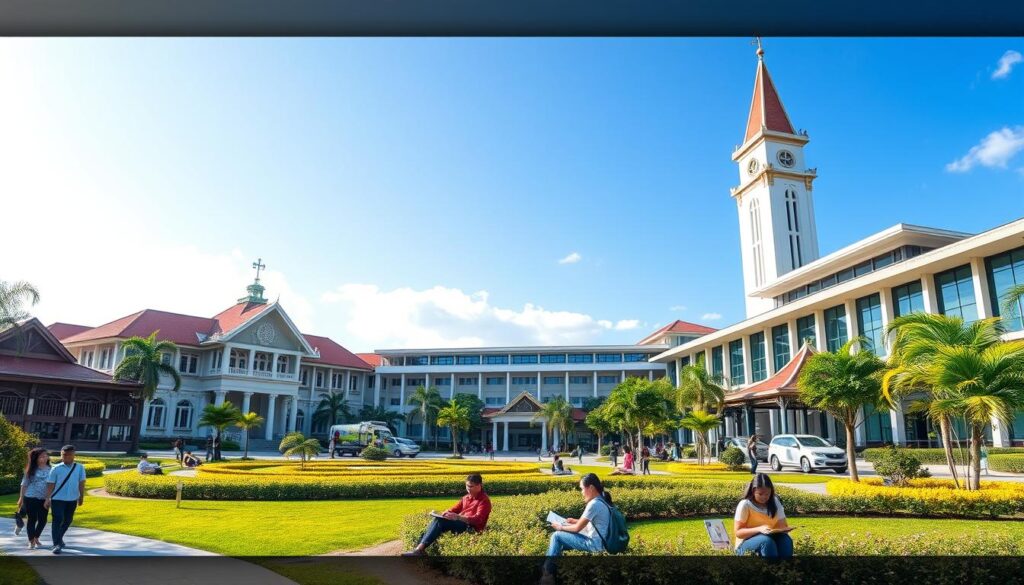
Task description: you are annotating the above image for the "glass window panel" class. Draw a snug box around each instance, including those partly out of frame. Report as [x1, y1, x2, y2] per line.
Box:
[750, 332, 767, 383]
[772, 324, 790, 371]
[856, 293, 884, 354]
[729, 340, 745, 386]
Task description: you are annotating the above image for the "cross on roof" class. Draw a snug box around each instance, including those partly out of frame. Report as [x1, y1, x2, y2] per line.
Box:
[752, 36, 764, 58]
[252, 258, 266, 284]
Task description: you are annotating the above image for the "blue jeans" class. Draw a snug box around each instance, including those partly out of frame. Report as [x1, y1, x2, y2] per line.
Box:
[544, 530, 603, 574]
[418, 517, 470, 549]
[749, 455, 758, 474]
[736, 533, 793, 559]
[50, 500, 78, 547]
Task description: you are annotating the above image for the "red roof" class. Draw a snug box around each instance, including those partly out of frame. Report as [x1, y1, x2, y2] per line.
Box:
[0, 354, 137, 387]
[61, 309, 217, 347]
[744, 54, 796, 143]
[637, 320, 717, 345]
[355, 353, 383, 367]
[725, 342, 815, 404]
[208, 302, 272, 338]
[48, 322, 92, 341]
[304, 334, 373, 370]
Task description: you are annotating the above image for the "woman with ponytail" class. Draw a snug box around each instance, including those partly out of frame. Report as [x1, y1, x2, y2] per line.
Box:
[542, 473, 613, 579]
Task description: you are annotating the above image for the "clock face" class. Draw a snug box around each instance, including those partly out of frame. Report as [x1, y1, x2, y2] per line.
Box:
[777, 150, 795, 168]
[747, 158, 760, 175]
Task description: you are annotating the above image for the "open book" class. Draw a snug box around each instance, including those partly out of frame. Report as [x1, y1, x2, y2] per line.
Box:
[546, 511, 568, 526]
[766, 526, 797, 534]
[429, 511, 447, 519]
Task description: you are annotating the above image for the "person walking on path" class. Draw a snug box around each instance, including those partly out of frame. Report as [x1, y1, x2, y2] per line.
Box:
[17, 447, 51, 549]
[640, 446, 651, 475]
[44, 445, 87, 554]
[747, 435, 761, 475]
[610, 441, 619, 468]
[205, 436, 214, 462]
[575, 445, 584, 465]
[173, 438, 184, 464]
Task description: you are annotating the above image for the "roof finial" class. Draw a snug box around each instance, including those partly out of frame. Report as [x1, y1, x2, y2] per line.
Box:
[753, 36, 764, 59]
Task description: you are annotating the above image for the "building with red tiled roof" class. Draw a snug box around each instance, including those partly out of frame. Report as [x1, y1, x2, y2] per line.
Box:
[47, 322, 92, 341]
[636, 320, 717, 346]
[0, 319, 143, 450]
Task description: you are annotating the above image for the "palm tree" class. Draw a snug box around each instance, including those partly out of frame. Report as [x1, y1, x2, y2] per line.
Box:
[533, 396, 573, 452]
[235, 411, 265, 460]
[436, 402, 472, 456]
[0, 280, 40, 351]
[585, 405, 613, 455]
[279, 431, 322, 469]
[313, 391, 352, 431]
[604, 377, 673, 451]
[198, 401, 242, 461]
[999, 283, 1024, 323]
[679, 410, 721, 465]
[798, 338, 886, 482]
[676, 355, 726, 412]
[884, 313, 1005, 487]
[358, 405, 404, 434]
[113, 332, 182, 400]
[407, 386, 442, 445]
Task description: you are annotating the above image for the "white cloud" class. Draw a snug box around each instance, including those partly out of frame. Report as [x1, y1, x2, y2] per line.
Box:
[669, 305, 687, 312]
[558, 252, 582, 265]
[993, 50, 1023, 80]
[321, 284, 642, 348]
[946, 127, 1024, 172]
[702, 312, 723, 321]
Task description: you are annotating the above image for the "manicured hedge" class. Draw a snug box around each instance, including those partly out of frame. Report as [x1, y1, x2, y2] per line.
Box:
[196, 460, 542, 478]
[825, 477, 1024, 517]
[988, 453, 1024, 473]
[863, 447, 1024, 465]
[0, 458, 104, 495]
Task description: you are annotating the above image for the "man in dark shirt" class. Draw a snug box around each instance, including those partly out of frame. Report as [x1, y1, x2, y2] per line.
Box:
[402, 474, 491, 556]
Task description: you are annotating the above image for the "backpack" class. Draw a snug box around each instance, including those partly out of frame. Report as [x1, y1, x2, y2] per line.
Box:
[594, 497, 630, 554]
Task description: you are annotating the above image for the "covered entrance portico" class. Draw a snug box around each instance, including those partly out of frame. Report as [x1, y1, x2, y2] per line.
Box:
[483, 392, 554, 452]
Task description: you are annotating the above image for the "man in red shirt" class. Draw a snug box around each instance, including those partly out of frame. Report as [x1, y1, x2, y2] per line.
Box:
[402, 473, 491, 556]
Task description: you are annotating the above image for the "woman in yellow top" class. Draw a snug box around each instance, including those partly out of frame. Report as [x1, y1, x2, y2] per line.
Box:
[733, 473, 794, 558]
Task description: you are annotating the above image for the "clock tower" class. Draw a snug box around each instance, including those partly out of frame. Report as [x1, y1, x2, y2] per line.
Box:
[730, 45, 819, 318]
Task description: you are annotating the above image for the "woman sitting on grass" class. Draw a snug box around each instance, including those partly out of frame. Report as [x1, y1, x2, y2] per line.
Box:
[542, 473, 613, 581]
[609, 445, 635, 475]
[551, 455, 573, 475]
[733, 473, 794, 558]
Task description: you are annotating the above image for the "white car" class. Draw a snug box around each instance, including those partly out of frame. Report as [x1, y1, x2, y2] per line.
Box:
[768, 434, 847, 473]
[385, 437, 421, 458]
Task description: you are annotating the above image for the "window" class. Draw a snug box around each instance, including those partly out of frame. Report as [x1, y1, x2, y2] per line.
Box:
[853, 260, 872, 277]
[108, 425, 133, 442]
[390, 398, 401, 406]
[392, 378, 402, 387]
[824, 305, 848, 352]
[0, 393, 25, 416]
[623, 353, 647, 362]
[406, 378, 424, 387]
[485, 377, 504, 385]
[596, 353, 622, 363]
[457, 355, 481, 365]
[349, 376, 360, 393]
[681, 355, 690, 367]
[98, 348, 111, 369]
[174, 400, 193, 429]
[435, 377, 451, 386]
[856, 293, 884, 354]
[276, 355, 289, 374]
[458, 377, 477, 386]
[253, 352, 271, 372]
[935, 265, 978, 324]
[597, 375, 618, 384]
[316, 371, 324, 387]
[300, 369, 309, 386]
[772, 324, 790, 371]
[863, 403, 893, 443]
[542, 376, 563, 385]
[211, 350, 223, 370]
[796, 315, 816, 347]
[711, 346, 724, 378]
[79, 350, 94, 367]
[430, 356, 454, 365]
[408, 356, 428, 366]
[540, 354, 566, 364]
[568, 354, 593, 363]
[569, 376, 589, 384]
[485, 396, 504, 406]
[179, 352, 199, 375]
[511, 354, 538, 364]
[484, 355, 509, 365]
[229, 349, 247, 370]
[70, 424, 100, 441]
[750, 199, 766, 285]
[511, 376, 536, 385]
[988, 247, 1024, 331]
[749, 332, 767, 383]
[296, 410, 305, 431]
[31, 422, 62, 440]
[74, 400, 102, 418]
[570, 397, 584, 407]
[147, 399, 165, 428]
[729, 340, 745, 385]
[784, 189, 803, 269]
[892, 280, 925, 318]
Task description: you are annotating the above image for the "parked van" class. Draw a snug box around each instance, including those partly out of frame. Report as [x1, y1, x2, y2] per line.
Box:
[328, 421, 395, 457]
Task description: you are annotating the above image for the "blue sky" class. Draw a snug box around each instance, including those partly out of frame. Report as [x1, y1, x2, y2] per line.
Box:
[2, 38, 1022, 351]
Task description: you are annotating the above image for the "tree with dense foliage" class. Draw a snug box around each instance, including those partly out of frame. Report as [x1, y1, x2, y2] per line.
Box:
[798, 338, 887, 482]
[584, 405, 613, 455]
[678, 410, 721, 465]
[533, 396, 574, 452]
[235, 411, 265, 460]
[407, 386, 443, 446]
[198, 401, 242, 461]
[675, 356, 726, 463]
[357, 405, 405, 434]
[604, 377, 674, 450]
[313, 391, 352, 430]
[279, 431, 322, 469]
[0, 414, 38, 477]
[451, 393, 486, 448]
[113, 332, 181, 401]
[436, 402, 472, 456]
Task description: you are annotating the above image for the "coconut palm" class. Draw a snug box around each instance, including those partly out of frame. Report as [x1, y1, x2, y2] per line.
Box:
[999, 283, 1024, 323]
[313, 391, 352, 430]
[884, 313, 1005, 487]
[679, 410, 721, 465]
[279, 431, 322, 469]
[533, 396, 574, 453]
[604, 377, 673, 451]
[113, 332, 182, 400]
[198, 401, 242, 461]
[235, 411, 265, 460]
[676, 355, 726, 413]
[407, 386, 443, 445]
[798, 338, 887, 482]
[436, 402, 472, 456]
[0, 280, 40, 351]
[358, 405, 404, 434]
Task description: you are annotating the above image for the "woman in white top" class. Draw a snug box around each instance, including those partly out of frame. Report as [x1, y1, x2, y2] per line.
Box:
[17, 448, 51, 549]
[543, 473, 612, 579]
[733, 473, 793, 558]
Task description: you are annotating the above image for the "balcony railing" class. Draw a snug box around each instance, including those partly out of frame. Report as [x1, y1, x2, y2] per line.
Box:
[228, 367, 248, 376]
[252, 370, 273, 379]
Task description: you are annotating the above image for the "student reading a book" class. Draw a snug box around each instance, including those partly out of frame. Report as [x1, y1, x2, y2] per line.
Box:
[542, 473, 612, 579]
[733, 473, 794, 558]
[402, 474, 491, 556]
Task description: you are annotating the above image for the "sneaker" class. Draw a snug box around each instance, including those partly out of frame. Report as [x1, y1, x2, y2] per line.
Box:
[15, 525, 23, 536]
[52, 545, 63, 554]
[400, 550, 425, 557]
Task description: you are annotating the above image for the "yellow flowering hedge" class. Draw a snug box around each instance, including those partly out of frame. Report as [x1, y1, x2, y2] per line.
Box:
[825, 477, 1024, 517]
[197, 459, 541, 478]
[74, 458, 106, 478]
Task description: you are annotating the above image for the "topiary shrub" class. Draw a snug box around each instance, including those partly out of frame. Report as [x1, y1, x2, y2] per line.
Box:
[719, 446, 747, 471]
[872, 446, 929, 486]
[682, 446, 697, 459]
[360, 446, 389, 461]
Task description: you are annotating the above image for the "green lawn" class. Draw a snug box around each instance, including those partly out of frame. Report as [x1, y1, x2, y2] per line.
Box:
[0, 553, 40, 585]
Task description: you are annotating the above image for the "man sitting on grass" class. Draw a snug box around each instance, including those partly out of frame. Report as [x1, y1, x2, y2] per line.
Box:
[402, 474, 491, 556]
[136, 455, 163, 475]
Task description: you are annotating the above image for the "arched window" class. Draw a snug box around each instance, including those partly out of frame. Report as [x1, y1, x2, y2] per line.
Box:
[0, 391, 26, 416]
[74, 398, 103, 418]
[276, 355, 289, 374]
[749, 199, 765, 286]
[229, 349, 247, 370]
[254, 352, 271, 372]
[34, 394, 68, 417]
[785, 188, 803, 269]
[174, 400, 193, 429]
[147, 399, 166, 428]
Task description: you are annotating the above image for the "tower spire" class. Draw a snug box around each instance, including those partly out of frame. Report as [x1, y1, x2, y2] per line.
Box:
[239, 258, 268, 304]
[743, 40, 795, 143]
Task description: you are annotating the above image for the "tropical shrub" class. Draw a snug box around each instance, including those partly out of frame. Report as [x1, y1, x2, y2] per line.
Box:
[825, 478, 1024, 517]
[0, 415, 37, 477]
[988, 453, 1024, 473]
[863, 447, 1024, 465]
[360, 446, 389, 461]
[682, 446, 697, 458]
[719, 447, 746, 471]
[870, 447, 929, 486]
